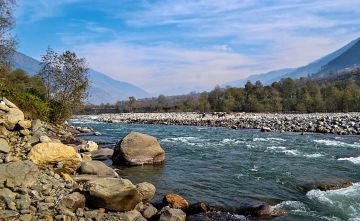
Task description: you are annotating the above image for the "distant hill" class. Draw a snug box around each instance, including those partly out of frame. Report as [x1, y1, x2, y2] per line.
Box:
[8, 52, 150, 104]
[224, 68, 295, 87]
[314, 40, 360, 77]
[226, 37, 360, 87]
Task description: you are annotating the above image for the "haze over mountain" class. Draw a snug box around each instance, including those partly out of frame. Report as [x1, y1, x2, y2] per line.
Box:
[8, 52, 150, 104]
[226, 37, 360, 87]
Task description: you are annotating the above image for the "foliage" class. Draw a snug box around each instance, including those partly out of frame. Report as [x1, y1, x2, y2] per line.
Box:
[0, 0, 17, 66]
[38, 47, 89, 123]
[0, 68, 49, 120]
[81, 68, 360, 114]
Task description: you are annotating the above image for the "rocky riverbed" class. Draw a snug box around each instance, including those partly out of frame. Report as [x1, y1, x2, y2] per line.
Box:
[0, 98, 289, 221]
[76, 112, 360, 135]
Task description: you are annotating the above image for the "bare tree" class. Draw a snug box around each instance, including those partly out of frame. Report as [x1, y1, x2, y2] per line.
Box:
[38, 48, 89, 123]
[0, 0, 17, 67]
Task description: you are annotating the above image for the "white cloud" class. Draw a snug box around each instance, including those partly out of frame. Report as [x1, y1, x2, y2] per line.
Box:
[74, 41, 258, 94]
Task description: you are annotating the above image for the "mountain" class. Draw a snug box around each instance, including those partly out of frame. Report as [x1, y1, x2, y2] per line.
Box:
[226, 37, 360, 87]
[314, 39, 360, 77]
[8, 52, 150, 104]
[224, 68, 295, 87]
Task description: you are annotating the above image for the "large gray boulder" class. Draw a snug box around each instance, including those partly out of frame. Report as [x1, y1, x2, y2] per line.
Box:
[83, 178, 142, 211]
[80, 160, 118, 177]
[0, 160, 39, 187]
[112, 132, 165, 166]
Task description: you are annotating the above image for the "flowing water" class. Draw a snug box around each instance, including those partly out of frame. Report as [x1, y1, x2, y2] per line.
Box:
[70, 119, 360, 221]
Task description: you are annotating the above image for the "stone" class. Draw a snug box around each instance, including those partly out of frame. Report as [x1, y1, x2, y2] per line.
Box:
[28, 142, 81, 169]
[136, 182, 156, 202]
[119, 210, 147, 221]
[80, 160, 118, 177]
[0, 138, 10, 153]
[60, 192, 86, 212]
[19, 214, 34, 221]
[31, 119, 42, 132]
[0, 188, 15, 204]
[112, 131, 165, 166]
[16, 195, 31, 210]
[141, 204, 158, 219]
[4, 106, 25, 130]
[90, 148, 113, 161]
[18, 120, 32, 129]
[163, 194, 189, 209]
[78, 141, 98, 152]
[79, 127, 92, 133]
[260, 127, 271, 132]
[0, 161, 39, 187]
[40, 135, 52, 143]
[94, 131, 101, 136]
[80, 153, 92, 161]
[159, 207, 186, 221]
[83, 177, 142, 211]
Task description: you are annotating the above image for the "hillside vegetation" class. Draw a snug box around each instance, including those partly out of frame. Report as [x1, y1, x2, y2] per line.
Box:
[83, 67, 360, 114]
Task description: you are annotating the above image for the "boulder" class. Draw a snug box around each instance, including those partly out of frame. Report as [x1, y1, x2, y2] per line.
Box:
[0, 160, 39, 187]
[1, 102, 24, 131]
[83, 178, 142, 211]
[60, 192, 86, 212]
[0, 138, 10, 153]
[90, 148, 113, 161]
[159, 207, 186, 221]
[140, 204, 158, 219]
[118, 210, 147, 221]
[163, 194, 189, 209]
[136, 182, 156, 202]
[112, 132, 165, 166]
[28, 142, 81, 169]
[80, 160, 118, 177]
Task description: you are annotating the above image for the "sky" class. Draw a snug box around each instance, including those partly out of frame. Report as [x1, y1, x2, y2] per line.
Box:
[14, 0, 360, 95]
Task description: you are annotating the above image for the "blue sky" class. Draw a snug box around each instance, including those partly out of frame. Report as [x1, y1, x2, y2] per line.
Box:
[14, 0, 360, 95]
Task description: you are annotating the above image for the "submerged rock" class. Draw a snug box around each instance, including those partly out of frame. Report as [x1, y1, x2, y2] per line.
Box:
[83, 177, 142, 211]
[112, 131, 165, 166]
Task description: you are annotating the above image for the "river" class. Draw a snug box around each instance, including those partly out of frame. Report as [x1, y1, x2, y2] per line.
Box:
[70, 119, 360, 221]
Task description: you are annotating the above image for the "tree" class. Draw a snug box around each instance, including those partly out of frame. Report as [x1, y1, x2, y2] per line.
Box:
[0, 0, 17, 67]
[38, 48, 89, 123]
[128, 96, 137, 112]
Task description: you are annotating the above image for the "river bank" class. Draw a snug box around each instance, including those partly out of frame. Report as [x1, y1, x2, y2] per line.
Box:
[76, 112, 360, 135]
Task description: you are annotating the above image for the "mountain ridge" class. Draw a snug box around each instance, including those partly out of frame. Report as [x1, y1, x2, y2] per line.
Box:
[225, 37, 360, 87]
[8, 52, 150, 104]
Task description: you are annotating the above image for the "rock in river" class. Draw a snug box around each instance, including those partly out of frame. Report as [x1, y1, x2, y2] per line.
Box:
[83, 177, 142, 211]
[112, 131, 165, 166]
